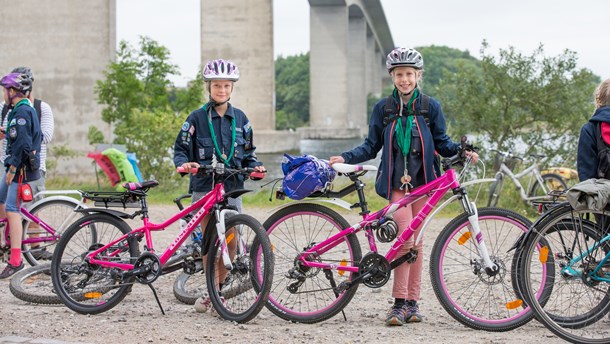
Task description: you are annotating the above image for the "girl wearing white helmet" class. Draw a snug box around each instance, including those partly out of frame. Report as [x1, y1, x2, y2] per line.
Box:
[173, 59, 265, 313]
[330, 47, 477, 326]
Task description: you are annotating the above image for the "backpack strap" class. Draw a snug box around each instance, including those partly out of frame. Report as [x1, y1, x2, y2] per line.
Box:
[33, 99, 42, 122]
[383, 93, 432, 128]
[420, 94, 431, 127]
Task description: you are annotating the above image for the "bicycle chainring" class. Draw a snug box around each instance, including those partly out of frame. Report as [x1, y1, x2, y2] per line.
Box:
[134, 252, 162, 284]
[359, 252, 391, 288]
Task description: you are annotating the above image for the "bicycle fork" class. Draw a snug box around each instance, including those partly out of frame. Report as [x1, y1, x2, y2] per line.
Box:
[461, 197, 499, 275]
[215, 208, 239, 270]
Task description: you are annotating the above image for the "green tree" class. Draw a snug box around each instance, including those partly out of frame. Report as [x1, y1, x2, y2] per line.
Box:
[438, 41, 599, 165]
[94, 36, 202, 183]
[275, 53, 309, 130]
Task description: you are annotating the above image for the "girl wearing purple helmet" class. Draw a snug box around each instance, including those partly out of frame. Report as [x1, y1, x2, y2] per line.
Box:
[330, 48, 477, 326]
[0, 72, 42, 279]
[173, 59, 265, 313]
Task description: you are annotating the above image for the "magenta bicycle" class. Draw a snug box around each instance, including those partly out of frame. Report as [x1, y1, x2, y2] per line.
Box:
[261, 140, 538, 331]
[50, 164, 273, 323]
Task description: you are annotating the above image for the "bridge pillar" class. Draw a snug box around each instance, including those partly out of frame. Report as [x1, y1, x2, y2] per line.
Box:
[201, 0, 275, 131]
[347, 6, 368, 133]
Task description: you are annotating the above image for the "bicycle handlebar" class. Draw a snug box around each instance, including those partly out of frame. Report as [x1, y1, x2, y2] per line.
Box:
[441, 136, 478, 171]
[176, 165, 266, 180]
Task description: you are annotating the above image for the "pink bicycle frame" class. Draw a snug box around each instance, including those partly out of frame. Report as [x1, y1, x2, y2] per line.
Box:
[86, 183, 227, 270]
[1, 208, 63, 246]
[297, 169, 464, 273]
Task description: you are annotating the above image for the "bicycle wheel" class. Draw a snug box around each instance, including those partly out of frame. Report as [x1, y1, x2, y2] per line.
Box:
[517, 204, 610, 343]
[429, 207, 534, 331]
[9, 263, 61, 304]
[51, 213, 140, 315]
[528, 173, 568, 200]
[205, 214, 273, 323]
[487, 173, 504, 207]
[22, 198, 87, 266]
[173, 268, 205, 305]
[262, 203, 361, 323]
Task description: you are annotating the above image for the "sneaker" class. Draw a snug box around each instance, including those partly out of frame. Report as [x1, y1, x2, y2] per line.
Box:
[31, 248, 53, 260]
[405, 300, 423, 323]
[0, 261, 24, 279]
[385, 303, 409, 326]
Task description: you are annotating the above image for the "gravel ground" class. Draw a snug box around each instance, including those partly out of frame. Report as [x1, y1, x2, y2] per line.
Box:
[0, 204, 566, 344]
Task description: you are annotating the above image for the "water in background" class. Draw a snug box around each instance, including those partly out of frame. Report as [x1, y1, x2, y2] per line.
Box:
[256, 138, 380, 180]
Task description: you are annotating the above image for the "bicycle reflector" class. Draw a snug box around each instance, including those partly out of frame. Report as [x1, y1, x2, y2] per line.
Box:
[457, 232, 472, 245]
[337, 259, 348, 276]
[506, 299, 523, 310]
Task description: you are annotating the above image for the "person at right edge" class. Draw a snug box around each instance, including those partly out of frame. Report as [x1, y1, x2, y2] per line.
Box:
[577, 78, 610, 182]
[329, 47, 478, 326]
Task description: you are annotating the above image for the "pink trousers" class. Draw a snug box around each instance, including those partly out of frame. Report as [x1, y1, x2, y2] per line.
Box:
[390, 189, 427, 300]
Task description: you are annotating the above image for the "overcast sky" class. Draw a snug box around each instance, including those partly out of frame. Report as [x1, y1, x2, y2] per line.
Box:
[117, 0, 610, 87]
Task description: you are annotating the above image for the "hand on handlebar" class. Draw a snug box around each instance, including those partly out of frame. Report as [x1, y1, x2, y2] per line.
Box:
[464, 150, 479, 164]
[177, 162, 200, 174]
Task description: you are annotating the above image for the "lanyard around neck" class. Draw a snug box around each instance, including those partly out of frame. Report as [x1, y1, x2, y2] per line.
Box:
[204, 104, 236, 166]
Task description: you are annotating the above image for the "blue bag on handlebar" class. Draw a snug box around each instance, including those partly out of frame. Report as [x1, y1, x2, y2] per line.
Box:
[281, 154, 336, 200]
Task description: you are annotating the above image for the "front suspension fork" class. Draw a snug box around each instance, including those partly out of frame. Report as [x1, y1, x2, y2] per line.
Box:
[215, 208, 239, 270]
[461, 196, 498, 274]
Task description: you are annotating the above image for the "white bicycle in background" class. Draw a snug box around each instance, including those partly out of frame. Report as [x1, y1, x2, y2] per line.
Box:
[486, 150, 568, 208]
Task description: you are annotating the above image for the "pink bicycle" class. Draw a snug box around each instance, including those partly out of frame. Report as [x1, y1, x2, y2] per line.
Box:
[261, 139, 539, 331]
[50, 164, 273, 323]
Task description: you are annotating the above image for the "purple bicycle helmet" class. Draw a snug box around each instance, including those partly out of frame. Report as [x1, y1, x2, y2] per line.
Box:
[0, 72, 33, 94]
[386, 47, 424, 73]
[202, 59, 240, 81]
[12, 66, 34, 82]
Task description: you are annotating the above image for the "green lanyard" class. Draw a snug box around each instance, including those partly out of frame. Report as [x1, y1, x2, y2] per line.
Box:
[204, 104, 236, 166]
[394, 88, 419, 156]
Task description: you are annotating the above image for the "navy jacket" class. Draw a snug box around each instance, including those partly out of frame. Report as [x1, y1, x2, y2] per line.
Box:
[577, 106, 610, 181]
[341, 92, 459, 199]
[5, 101, 41, 182]
[173, 103, 262, 193]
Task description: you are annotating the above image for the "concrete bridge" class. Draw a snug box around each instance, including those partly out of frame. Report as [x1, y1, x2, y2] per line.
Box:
[0, 0, 393, 175]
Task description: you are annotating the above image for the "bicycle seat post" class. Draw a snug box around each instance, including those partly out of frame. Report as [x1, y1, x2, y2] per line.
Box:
[350, 174, 369, 216]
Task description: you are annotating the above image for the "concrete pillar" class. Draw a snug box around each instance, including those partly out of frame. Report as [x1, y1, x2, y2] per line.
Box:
[365, 27, 375, 100]
[347, 6, 367, 131]
[201, 0, 274, 131]
[0, 0, 115, 175]
[308, 0, 347, 128]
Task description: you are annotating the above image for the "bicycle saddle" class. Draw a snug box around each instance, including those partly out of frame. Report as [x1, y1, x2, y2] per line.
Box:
[332, 163, 377, 174]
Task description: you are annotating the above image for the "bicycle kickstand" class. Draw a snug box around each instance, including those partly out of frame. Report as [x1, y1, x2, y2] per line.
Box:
[148, 284, 166, 315]
[324, 269, 347, 322]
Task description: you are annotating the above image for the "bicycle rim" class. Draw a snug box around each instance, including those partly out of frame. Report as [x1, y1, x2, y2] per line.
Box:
[9, 263, 61, 304]
[430, 208, 534, 331]
[519, 205, 610, 343]
[51, 213, 139, 315]
[262, 203, 362, 323]
[206, 214, 273, 323]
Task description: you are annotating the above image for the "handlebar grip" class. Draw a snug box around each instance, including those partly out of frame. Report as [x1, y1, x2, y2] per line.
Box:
[177, 166, 198, 173]
[250, 171, 266, 180]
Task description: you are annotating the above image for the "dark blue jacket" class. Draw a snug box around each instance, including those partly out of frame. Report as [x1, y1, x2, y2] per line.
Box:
[173, 102, 262, 193]
[340, 92, 459, 199]
[577, 106, 610, 181]
[5, 101, 41, 182]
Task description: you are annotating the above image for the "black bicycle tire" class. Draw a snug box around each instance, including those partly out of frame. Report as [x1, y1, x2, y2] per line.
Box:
[429, 207, 534, 331]
[528, 173, 568, 199]
[205, 214, 274, 323]
[9, 263, 61, 304]
[262, 203, 362, 323]
[21, 198, 87, 266]
[173, 271, 205, 305]
[51, 213, 139, 315]
[487, 173, 504, 207]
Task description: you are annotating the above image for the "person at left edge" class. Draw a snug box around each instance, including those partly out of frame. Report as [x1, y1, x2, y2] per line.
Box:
[0, 72, 41, 279]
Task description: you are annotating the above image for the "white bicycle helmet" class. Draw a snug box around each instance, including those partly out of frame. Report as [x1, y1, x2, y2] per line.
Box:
[202, 59, 240, 81]
[386, 47, 424, 72]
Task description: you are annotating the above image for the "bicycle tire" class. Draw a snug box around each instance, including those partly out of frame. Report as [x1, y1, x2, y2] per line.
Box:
[173, 270, 206, 305]
[517, 204, 610, 343]
[262, 203, 361, 323]
[528, 173, 568, 200]
[487, 173, 504, 207]
[51, 213, 140, 315]
[429, 207, 534, 331]
[9, 263, 61, 304]
[21, 198, 87, 266]
[205, 214, 273, 323]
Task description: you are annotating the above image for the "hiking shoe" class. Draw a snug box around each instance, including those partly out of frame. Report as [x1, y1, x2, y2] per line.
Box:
[31, 248, 53, 260]
[385, 303, 409, 326]
[405, 300, 423, 323]
[0, 261, 24, 279]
